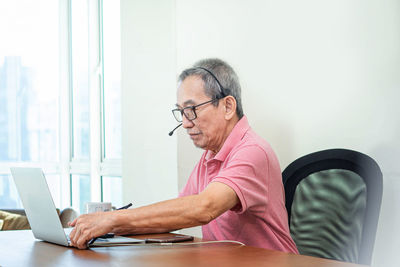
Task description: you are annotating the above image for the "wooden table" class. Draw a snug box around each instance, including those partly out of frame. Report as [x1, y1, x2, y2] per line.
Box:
[0, 230, 367, 267]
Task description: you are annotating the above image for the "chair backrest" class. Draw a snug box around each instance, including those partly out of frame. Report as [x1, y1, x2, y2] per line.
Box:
[282, 148, 383, 265]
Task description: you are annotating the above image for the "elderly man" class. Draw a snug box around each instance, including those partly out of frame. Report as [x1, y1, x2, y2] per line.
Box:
[69, 58, 298, 253]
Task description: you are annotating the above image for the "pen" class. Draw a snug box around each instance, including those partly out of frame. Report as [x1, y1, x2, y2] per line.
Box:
[88, 203, 133, 245]
[117, 203, 132, 210]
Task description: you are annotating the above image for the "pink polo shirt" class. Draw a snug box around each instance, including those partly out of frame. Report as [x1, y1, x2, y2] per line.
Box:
[179, 116, 298, 253]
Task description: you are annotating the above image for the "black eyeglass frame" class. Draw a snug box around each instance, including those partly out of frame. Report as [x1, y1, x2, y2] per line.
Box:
[171, 98, 222, 122]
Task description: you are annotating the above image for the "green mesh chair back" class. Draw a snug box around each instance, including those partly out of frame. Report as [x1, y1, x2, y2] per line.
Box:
[282, 149, 382, 265]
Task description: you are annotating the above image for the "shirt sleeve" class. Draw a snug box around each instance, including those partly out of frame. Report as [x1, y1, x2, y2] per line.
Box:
[212, 145, 269, 214]
[179, 161, 201, 198]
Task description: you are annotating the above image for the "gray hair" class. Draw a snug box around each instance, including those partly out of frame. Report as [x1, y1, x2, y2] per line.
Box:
[178, 58, 244, 119]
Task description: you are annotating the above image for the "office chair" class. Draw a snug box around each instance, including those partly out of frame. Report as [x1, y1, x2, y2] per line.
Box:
[282, 148, 382, 265]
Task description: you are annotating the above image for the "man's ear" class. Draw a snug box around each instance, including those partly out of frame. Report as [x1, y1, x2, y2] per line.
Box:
[223, 96, 237, 120]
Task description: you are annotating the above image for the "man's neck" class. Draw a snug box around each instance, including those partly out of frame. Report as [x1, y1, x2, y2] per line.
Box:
[211, 116, 240, 154]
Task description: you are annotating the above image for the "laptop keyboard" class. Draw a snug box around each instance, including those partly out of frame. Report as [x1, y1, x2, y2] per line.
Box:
[64, 228, 73, 241]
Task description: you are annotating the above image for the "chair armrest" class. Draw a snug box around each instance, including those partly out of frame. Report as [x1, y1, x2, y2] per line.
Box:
[1, 209, 26, 216]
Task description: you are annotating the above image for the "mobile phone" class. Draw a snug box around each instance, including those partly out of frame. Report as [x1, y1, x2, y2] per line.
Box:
[145, 235, 194, 243]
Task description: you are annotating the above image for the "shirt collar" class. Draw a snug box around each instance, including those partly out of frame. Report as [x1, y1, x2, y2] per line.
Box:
[205, 115, 250, 162]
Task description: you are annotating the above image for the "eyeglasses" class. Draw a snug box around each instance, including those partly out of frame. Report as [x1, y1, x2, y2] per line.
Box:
[172, 98, 219, 122]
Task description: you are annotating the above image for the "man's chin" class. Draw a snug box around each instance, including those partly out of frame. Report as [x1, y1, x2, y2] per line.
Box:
[192, 140, 206, 150]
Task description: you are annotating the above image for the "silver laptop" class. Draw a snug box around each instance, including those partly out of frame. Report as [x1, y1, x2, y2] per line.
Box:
[10, 167, 144, 247]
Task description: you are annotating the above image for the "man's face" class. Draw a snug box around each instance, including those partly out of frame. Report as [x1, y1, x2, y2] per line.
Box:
[176, 76, 227, 152]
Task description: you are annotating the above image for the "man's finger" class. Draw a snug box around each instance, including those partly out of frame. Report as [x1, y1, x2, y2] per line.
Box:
[69, 227, 76, 241]
[68, 218, 77, 227]
[71, 225, 83, 244]
[76, 233, 91, 249]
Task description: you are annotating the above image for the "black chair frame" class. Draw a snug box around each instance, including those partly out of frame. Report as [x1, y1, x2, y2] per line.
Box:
[282, 148, 383, 265]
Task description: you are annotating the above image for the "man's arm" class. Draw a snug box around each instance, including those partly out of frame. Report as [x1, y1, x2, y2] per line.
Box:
[69, 182, 238, 249]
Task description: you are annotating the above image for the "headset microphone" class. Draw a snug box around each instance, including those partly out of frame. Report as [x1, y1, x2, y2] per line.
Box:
[168, 123, 182, 136]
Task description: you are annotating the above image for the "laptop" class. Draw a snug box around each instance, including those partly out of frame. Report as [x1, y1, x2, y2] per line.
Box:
[10, 167, 145, 247]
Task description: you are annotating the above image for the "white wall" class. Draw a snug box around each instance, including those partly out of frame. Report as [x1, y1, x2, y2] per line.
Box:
[121, 0, 178, 207]
[121, 1, 400, 266]
[175, 1, 400, 266]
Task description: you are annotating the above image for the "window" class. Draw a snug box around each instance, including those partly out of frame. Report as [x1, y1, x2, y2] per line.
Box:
[0, 3, 60, 162]
[0, 0, 122, 214]
[71, 0, 90, 160]
[0, 175, 22, 209]
[102, 176, 122, 207]
[102, 0, 122, 161]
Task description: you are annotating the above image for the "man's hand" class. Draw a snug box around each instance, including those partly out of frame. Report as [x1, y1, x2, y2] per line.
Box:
[68, 212, 115, 249]
[66, 182, 238, 249]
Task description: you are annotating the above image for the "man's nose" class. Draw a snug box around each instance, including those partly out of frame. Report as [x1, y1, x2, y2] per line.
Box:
[182, 115, 194, 128]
